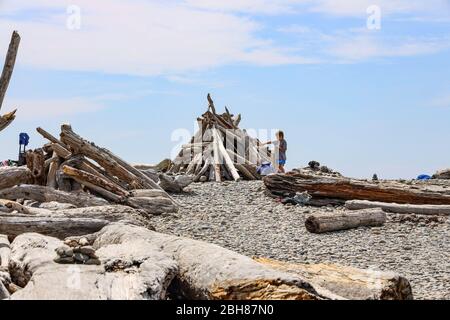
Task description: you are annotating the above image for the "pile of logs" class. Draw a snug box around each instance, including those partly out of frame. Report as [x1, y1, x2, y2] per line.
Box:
[168, 94, 272, 182]
[0, 31, 20, 133]
[0, 123, 181, 241]
[264, 169, 450, 233]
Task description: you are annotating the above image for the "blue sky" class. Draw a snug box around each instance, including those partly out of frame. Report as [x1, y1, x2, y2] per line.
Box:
[0, 0, 449, 178]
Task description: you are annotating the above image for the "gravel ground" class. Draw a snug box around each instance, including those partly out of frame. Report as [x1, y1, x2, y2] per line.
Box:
[151, 181, 450, 300]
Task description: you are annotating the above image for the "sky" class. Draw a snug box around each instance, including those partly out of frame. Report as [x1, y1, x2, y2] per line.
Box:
[0, 0, 449, 179]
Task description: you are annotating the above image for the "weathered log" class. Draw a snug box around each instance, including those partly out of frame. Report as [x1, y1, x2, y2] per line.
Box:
[126, 197, 178, 215]
[255, 258, 413, 300]
[0, 185, 108, 207]
[0, 31, 20, 112]
[305, 208, 386, 234]
[130, 189, 169, 199]
[51, 143, 71, 159]
[46, 152, 59, 189]
[345, 200, 450, 216]
[0, 199, 33, 214]
[264, 173, 450, 205]
[0, 234, 10, 270]
[0, 167, 33, 190]
[36, 127, 67, 148]
[26, 148, 45, 185]
[90, 223, 332, 300]
[61, 165, 129, 198]
[0, 215, 110, 239]
[433, 168, 450, 180]
[9, 232, 178, 300]
[158, 173, 193, 193]
[212, 128, 240, 181]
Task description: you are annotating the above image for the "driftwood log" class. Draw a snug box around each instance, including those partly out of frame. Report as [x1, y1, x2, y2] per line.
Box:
[305, 208, 386, 234]
[0, 185, 108, 207]
[8, 232, 178, 299]
[433, 168, 450, 180]
[8, 224, 336, 300]
[0, 31, 20, 132]
[0, 215, 111, 240]
[255, 258, 413, 300]
[264, 172, 450, 205]
[0, 234, 10, 299]
[345, 200, 450, 216]
[0, 167, 33, 190]
[88, 223, 333, 300]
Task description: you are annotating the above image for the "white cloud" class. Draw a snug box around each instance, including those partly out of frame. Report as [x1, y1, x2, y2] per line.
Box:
[5, 97, 105, 119]
[431, 94, 450, 108]
[0, 0, 313, 77]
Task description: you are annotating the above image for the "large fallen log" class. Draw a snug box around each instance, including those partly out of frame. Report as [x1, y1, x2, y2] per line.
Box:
[9, 232, 178, 299]
[305, 208, 386, 234]
[0, 184, 108, 207]
[0, 215, 110, 240]
[0, 234, 9, 271]
[126, 197, 178, 215]
[0, 204, 149, 226]
[255, 258, 413, 300]
[345, 200, 450, 216]
[0, 167, 33, 190]
[88, 223, 335, 300]
[433, 168, 450, 180]
[264, 172, 450, 205]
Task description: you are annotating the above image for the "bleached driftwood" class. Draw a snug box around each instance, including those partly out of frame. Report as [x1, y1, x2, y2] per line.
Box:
[0, 185, 108, 207]
[345, 200, 450, 216]
[305, 208, 386, 234]
[255, 258, 413, 300]
[0, 167, 33, 190]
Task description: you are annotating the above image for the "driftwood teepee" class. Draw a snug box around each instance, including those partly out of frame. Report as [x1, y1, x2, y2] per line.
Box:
[168, 94, 273, 182]
[0, 31, 20, 132]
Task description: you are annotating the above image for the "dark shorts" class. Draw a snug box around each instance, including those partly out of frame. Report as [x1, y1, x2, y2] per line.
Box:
[278, 160, 286, 165]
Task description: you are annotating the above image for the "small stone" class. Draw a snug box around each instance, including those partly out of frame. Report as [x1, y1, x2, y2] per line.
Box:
[79, 246, 97, 258]
[73, 253, 90, 263]
[79, 237, 89, 246]
[85, 258, 101, 265]
[199, 176, 208, 182]
[54, 256, 75, 264]
[55, 245, 71, 257]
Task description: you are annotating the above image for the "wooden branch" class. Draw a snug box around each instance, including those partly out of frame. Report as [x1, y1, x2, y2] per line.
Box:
[345, 200, 450, 216]
[264, 173, 450, 205]
[0, 31, 20, 112]
[0, 109, 16, 132]
[0, 185, 108, 207]
[51, 143, 71, 159]
[305, 208, 386, 234]
[255, 258, 413, 300]
[36, 127, 66, 148]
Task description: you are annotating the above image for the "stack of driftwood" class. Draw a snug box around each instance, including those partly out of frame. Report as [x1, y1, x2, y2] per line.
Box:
[0, 31, 20, 132]
[0, 123, 181, 239]
[264, 167, 450, 234]
[168, 94, 272, 182]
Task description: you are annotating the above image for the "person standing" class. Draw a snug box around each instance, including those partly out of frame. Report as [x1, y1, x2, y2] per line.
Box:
[263, 130, 287, 173]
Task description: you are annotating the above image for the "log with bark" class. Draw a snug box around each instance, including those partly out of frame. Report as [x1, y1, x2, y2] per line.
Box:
[345, 200, 450, 216]
[264, 172, 450, 205]
[0, 184, 108, 207]
[0, 167, 33, 190]
[254, 258, 413, 300]
[305, 208, 387, 234]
